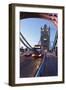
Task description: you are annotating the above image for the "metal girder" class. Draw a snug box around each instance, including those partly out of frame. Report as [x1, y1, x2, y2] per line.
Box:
[52, 31, 58, 49]
[20, 38, 30, 49]
[20, 32, 32, 48]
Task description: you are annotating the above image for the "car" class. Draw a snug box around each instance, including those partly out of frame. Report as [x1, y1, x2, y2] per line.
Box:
[32, 53, 42, 58]
[23, 51, 32, 57]
[32, 48, 43, 58]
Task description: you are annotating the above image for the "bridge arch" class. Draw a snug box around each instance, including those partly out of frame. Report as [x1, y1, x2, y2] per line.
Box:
[20, 12, 58, 28]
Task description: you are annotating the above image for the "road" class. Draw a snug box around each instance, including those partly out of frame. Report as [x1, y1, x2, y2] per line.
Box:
[20, 52, 58, 77]
[36, 52, 58, 76]
[20, 55, 42, 77]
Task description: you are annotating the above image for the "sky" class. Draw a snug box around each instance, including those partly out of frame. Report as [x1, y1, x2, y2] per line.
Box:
[20, 18, 57, 49]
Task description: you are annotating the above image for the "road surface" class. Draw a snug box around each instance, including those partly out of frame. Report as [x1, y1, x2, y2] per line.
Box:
[36, 52, 58, 76]
[20, 52, 58, 77]
[20, 55, 42, 77]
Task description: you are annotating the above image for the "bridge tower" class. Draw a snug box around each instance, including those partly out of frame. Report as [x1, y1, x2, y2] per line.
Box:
[41, 24, 50, 51]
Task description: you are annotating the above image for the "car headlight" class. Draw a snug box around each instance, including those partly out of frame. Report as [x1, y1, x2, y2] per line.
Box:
[39, 54, 41, 56]
[32, 54, 35, 56]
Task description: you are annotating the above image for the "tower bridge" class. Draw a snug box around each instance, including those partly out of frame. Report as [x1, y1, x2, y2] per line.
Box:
[20, 13, 58, 77]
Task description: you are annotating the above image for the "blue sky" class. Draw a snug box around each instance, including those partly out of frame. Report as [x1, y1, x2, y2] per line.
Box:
[20, 18, 57, 49]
